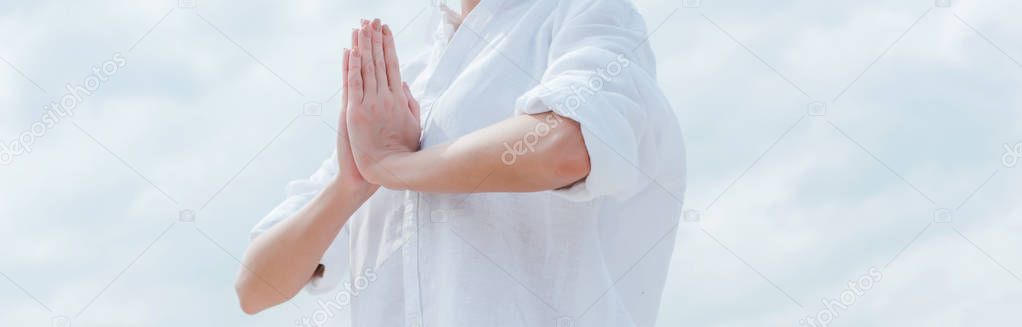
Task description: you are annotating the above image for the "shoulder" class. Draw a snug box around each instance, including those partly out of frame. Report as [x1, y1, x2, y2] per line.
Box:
[558, 0, 638, 12]
[553, 0, 642, 21]
[543, 0, 646, 33]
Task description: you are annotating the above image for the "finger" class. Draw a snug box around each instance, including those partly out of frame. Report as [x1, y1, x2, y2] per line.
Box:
[371, 19, 387, 95]
[351, 26, 359, 50]
[403, 82, 420, 122]
[347, 47, 364, 105]
[346, 27, 357, 106]
[342, 48, 349, 105]
[382, 24, 402, 92]
[358, 27, 377, 101]
[340, 49, 351, 138]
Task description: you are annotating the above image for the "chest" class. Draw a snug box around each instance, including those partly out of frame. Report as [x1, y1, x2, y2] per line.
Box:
[409, 9, 555, 147]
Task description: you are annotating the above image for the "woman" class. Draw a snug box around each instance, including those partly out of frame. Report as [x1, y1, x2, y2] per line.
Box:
[236, 0, 686, 326]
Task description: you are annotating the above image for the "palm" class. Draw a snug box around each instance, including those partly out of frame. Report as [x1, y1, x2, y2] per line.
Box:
[337, 97, 366, 184]
[336, 30, 372, 187]
[344, 20, 421, 185]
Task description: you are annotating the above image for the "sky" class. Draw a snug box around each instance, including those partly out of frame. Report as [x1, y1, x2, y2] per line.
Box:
[2, 0, 1021, 326]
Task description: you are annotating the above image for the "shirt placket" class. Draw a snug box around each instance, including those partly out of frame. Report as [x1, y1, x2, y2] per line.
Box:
[401, 2, 504, 326]
[401, 191, 423, 327]
[400, 189, 460, 326]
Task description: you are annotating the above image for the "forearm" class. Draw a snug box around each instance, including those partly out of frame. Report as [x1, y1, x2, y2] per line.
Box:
[372, 112, 591, 193]
[235, 178, 372, 314]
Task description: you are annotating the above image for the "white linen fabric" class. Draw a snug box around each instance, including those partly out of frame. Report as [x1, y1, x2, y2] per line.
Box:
[251, 0, 686, 326]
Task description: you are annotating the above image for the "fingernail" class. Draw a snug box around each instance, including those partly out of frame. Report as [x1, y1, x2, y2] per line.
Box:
[383, 24, 391, 36]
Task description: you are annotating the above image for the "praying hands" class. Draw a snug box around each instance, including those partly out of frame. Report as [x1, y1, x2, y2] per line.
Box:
[337, 19, 421, 193]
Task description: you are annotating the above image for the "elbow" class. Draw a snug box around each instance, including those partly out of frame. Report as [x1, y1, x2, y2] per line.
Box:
[553, 144, 591, 186]
[234, 263, 305, 315]
[239, 300, 263, 316]
[235, 278, 264, 315]
[234, 236, 307, 315]
[235, 274, 278, 315]
[547, 118, 591, 187]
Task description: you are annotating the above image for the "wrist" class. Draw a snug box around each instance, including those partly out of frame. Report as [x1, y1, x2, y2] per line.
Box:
[367, 150, 417, 190]
[329, 174, 377, 202]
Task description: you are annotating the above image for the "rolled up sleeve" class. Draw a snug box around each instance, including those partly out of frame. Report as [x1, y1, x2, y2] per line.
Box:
[515, 0, 666, 201]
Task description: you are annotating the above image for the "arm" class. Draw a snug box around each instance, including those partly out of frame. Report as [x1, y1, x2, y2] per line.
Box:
[235, 179, 372, 314]
[236, 25, 377, 315]
[368, 112, 591, 193]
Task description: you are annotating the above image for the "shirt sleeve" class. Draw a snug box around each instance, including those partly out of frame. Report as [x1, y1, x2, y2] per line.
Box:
[249, 152, 351, 294]
[514, 0, 669, 201]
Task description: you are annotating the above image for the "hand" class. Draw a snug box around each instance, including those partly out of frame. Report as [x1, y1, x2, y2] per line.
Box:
[334, 26, 378, 196]
[346, 19, 422, 187]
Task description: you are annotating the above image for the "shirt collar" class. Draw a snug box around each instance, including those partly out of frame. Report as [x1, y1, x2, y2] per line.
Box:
[432, 0, 511, 42]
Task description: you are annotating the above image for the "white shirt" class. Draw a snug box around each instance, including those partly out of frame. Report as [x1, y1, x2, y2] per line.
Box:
[251, 0, 686, 326]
